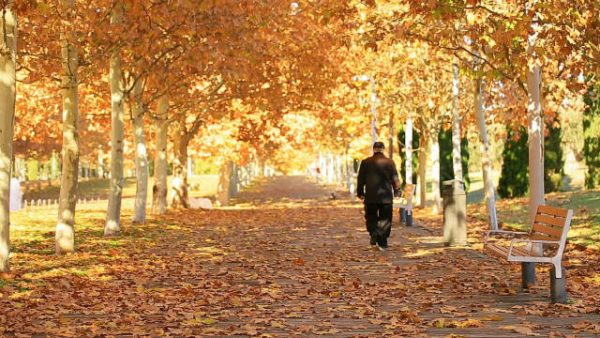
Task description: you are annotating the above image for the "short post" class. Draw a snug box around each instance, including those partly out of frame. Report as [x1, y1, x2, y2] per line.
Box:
[406, 210, 413, 227]
[550, 267, 568, 304]
[399, 207, 406, 224]
[521, 262, 536, 289]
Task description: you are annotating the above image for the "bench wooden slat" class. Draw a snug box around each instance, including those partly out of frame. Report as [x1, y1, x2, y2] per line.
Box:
[534, 214, 567, 227]
[537, 205, 569, 217]
[485, 243, 508, 258]
[531, 223, 563, 239]
[529, 233, 559, 241]
[485, 243, 534, 258]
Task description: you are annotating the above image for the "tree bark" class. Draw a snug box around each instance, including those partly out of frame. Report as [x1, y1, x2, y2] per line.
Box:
[526, 8, 545, 224]
[405, 117, 414, 212]
[131, 80, 148, 224]
[217, 160, 233, 206]
[430, 137, 442, 214]
[56, 0, 80, 254]
[388, 110, 395, 159]
[451, 63, 464, 181]
[229, 162, 239, 197]
[152, 96, 169, 215]
[104, 1, 125, 236]
[171, 123, 190, 208]
[474, 75, 499, 230]
[0, 3, 17, 271]
[418, 134, 428, 209]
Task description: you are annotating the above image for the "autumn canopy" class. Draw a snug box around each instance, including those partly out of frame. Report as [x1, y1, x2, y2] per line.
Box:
[0, 0, 598, 317]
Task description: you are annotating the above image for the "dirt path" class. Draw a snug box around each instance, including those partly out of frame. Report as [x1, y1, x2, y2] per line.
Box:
[4, 176, 599, 337]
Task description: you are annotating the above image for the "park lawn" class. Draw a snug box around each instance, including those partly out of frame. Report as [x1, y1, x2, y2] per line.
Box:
[5, 174, 219, 292]
[470, 189, 600, 250]
[22, 175, 220, 201]
[5, 206, 173, 296]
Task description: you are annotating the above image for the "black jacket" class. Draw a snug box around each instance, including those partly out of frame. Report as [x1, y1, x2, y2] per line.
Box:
[357, 152, 400, 204]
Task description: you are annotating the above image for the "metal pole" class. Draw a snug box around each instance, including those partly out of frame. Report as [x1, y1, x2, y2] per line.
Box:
[370, 78, 377, 144]
[405, 117, 414, 226]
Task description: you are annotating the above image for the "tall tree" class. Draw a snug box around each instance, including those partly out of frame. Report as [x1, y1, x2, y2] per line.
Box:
[131, 80, 148, 223]
[105, 1, 125, 236]
[451, 63, 464, 184]
[152, 95, 169, 214]
[474, 70, 498, 230]
[526, 3, 545, 223]
[0, 1, 17, 271]
[55, 0, 80, 253]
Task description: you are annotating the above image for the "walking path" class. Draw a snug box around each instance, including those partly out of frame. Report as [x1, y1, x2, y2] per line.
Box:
[6, 176, 599, 337]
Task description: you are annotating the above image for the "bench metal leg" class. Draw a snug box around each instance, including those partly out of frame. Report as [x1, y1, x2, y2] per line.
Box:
[521, 262, 536, 289]
[550, 267, 568, 304]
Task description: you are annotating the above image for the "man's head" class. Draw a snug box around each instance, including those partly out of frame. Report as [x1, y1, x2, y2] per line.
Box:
[373, 141, 385, 154]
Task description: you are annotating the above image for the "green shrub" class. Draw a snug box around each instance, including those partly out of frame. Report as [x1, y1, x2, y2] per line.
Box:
[498, 127, 529, 198]
[438, 128, 470, 192]
[544, 118, 564, 192]
[584, 83, 600, 189]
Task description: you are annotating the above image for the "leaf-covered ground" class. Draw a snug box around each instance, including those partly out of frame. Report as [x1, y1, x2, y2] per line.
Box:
[1, 176, 599, 337]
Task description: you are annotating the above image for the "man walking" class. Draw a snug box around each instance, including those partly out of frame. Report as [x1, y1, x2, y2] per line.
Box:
[357, 142, 401, 251]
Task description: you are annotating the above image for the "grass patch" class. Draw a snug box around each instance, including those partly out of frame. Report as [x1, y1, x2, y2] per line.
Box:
[482, 189, 600, 249]
[23, 175, 219, 201]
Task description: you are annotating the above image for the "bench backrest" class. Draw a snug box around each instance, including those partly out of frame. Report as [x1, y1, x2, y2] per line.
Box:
[529, 205, 573, 250]
[403, 184, 415, 201]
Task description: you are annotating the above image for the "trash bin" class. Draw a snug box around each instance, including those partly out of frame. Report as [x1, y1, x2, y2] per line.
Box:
[442, 180, 467, 246]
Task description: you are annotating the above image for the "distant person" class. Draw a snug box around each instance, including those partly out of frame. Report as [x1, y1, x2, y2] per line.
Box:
[357, 141, 400, 251]
[10, 176, 22, 211]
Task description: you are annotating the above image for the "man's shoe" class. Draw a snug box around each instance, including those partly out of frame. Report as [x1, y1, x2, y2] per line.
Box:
[377, 244, 387, 251]
[370, 235, 377, 246]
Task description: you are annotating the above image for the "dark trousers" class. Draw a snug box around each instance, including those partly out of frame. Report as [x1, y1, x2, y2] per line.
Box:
[364, 203, 393, 246]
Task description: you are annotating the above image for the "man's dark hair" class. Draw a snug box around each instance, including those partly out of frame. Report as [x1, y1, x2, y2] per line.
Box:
[373, 141, 385, 149]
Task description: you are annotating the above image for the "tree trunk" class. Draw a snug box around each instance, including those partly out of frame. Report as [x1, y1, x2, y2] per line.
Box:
[104, 1, 125, 236]
[217, 160, 233, 206]
[0, 3, 17, 271]
[474, 75, 499, 230]
[152, 96, 169, 215]
[418, 134, 428, 209]
[50, 151, 59, 180]
[98, 148, 105, 178]
[452, 63, 464, 181]
[405, 117, 414, 212]
[431, 136, 442, 214]
[388, 110, 395, 159]
[527, 8, 545, 224]
[56, 0, 80, 254]
[172, 125, 190, 208]
[131, 80, 148, 224]
[229, 162, 239, 197]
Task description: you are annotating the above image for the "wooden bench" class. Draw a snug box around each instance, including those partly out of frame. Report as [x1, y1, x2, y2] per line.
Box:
[484, 205, 574, 303]
[394, 184, 415, 226]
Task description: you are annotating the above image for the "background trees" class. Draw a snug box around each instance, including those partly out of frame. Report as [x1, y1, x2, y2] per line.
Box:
[1, 1, 598, 271]
[0, 1, 17, 272]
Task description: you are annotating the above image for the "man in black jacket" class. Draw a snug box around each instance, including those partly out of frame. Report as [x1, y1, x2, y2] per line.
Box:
[357, 142, 401, 250]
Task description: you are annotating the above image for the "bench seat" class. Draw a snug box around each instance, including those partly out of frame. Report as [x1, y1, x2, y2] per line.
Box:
[484, 205, 573, 279]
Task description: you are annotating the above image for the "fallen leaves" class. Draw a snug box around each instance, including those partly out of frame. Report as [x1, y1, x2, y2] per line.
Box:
[572, 320, 600, 334]
[500, 325, 541, 336]
[1, 177, 599, 336]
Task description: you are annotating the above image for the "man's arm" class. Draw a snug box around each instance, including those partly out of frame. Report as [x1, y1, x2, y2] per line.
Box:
[356, 160, 365, 198]
[390, 161, 401, 197]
